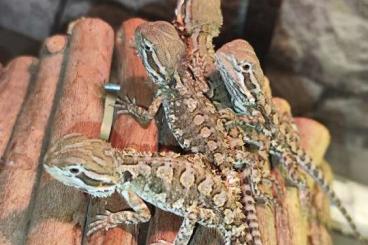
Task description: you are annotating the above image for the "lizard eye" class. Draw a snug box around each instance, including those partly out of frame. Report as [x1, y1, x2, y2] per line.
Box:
[242, 63, 252, 72]
[69, 167, 80, 175]
[143, 44, 152, 51]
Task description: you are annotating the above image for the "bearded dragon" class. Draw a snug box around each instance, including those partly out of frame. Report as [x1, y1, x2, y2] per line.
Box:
[43, 134, 251, 245]
[215, 39, 365, 241]
[116, 21, 267, 245]
[174, 0, 231, 105]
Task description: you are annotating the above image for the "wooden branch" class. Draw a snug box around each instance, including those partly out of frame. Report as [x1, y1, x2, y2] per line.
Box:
[116, 18, 183, 245]
[86, 18, 158, 245]
[0, 35, 66, 245]
[294, 117, 331, 166]
[273, 97, 332, 244]
[26, 18, 114, 245]
[295, 118, 332, 245]
[0, 57, 37, 158]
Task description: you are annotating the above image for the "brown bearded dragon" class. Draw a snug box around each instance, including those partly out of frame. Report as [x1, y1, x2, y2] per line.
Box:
[116, 21, 268, 245]
[174, 4, 275, 243]
[174, 0, 232, 106]
[215, 39, 365, 241]
[43, 134, 251, 245]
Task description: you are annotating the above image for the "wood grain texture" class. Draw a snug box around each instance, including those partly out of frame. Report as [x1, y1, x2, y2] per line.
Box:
[294, 117, 331, 166]
[86, 17, 159, 245]
[26, 18, 114, 245]
[0, 35, 66, 245]
[115, 18, 182, 245]
[295, 118, 332, 245]
[0, 57, 37, 158]
[272, 97, 332, 244]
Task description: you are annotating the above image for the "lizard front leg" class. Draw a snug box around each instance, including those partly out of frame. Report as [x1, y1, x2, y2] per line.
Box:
[116, 95, 163, 125]
[87, 190, 151, 236]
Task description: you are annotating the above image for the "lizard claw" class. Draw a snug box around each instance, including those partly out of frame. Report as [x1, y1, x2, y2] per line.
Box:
[115, 96, 135, 114]
[87, 210, 117, 236]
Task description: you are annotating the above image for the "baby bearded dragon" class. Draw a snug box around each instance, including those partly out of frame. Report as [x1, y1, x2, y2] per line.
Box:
[174, 0, 222, 68]
[43, 134, 251, 245]
[117, 21, 265, 245]
[174, 0, 231, 106]
[215, 39, 364, 241]
[215, 40, 304, 188]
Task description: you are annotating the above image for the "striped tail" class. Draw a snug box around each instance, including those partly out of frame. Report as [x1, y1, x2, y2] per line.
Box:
[295, 149, 365, 242]
[241, 171, 263, 245]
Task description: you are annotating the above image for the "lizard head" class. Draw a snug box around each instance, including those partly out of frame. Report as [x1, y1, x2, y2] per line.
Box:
[135, 21, 186, 86]
[43, 134, 121, 197]
[215, 39, 265, 114]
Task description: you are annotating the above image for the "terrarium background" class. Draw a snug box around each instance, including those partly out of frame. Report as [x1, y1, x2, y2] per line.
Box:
[0, 0, 366, 241]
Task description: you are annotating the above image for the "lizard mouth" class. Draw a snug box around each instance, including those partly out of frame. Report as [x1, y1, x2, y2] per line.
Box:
[77, 172, 115, 188]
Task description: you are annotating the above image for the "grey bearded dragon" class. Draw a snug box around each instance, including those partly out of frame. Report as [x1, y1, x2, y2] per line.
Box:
[43, 134, 251, 245]
[215, 39, 365, 241]
[117, 20, 268, 245]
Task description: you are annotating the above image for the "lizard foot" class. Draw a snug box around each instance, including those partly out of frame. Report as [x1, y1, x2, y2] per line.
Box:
[115, 96, 136, 113]
[87, 210, 118, 236]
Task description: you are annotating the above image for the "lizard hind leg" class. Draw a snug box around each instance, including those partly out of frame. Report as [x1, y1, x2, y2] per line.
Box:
[87, 191, 151, 236]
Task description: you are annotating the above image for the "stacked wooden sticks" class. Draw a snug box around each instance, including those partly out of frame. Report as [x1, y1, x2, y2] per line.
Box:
[0, 15, 333, 245]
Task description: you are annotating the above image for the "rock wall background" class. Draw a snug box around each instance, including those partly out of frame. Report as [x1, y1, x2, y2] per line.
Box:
[0, 0, 366, 187]
[267, 0, 368, 185]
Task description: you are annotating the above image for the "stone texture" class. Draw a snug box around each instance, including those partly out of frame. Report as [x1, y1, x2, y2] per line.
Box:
[267, 67, 324, 115]
[326, 131, 368, 185]
[0, 0, 62, 40]
[267, 0, 368, 185]
[269, 0, 368, 94]
[0, 27, 40, 64]
[316, 97, 368, 130]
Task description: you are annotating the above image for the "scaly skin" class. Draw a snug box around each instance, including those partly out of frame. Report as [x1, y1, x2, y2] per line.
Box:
[215, 39, 365, 242]
[174, 0, 231, 105]
[117, 21, 266, 245]
[175, 0, 222, 68]
[43, 134, 250, 245]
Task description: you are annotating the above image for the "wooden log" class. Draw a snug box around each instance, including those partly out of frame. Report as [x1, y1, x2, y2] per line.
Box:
[295, 119, 332, 245]
[294, 117, 331, 166]
[0, 35, 66, 245]
[86, 18, 159, 245]
[116, 18, 183, 245]
[26, 18, 114, 245]
[273, 97, 332, 244]
[0, 57, 37, 158]
[272, 98, 305, 245]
